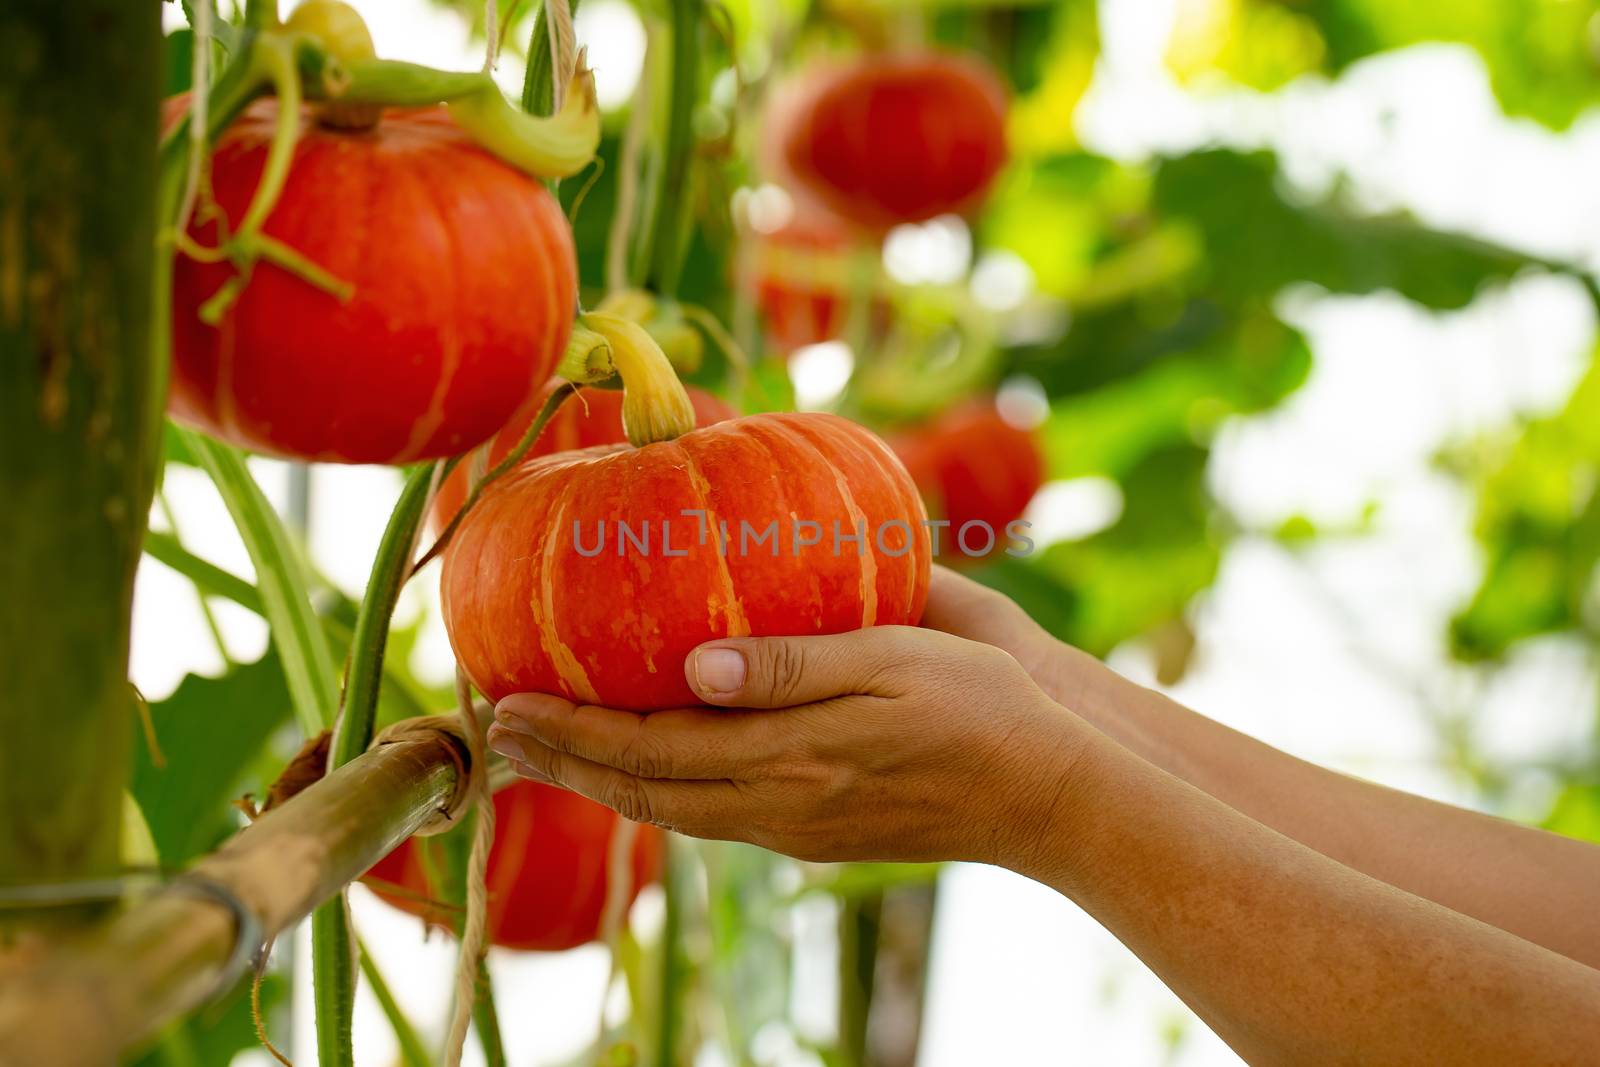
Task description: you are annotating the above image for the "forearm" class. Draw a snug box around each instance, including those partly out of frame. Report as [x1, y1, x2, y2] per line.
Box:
[1012, 721, 1600, 1064]
[1042, 643, 1600, 968]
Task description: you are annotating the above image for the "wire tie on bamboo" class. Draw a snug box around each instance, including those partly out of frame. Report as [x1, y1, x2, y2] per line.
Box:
[165, 872, 268, 999]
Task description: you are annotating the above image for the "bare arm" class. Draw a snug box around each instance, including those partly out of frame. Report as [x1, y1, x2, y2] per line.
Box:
[489, 624, 1600, 1064]
[924, 566, 1600, 970]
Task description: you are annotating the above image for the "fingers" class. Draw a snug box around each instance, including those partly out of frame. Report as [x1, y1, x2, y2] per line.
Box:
[504, 735, 748, 837]
[684, 626, 928, 708]
[920, 564, 1025, 642]
[492, 693, 780, 780]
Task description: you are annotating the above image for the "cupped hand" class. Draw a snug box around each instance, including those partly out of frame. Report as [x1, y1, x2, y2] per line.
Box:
[487, 620, 1083, 868]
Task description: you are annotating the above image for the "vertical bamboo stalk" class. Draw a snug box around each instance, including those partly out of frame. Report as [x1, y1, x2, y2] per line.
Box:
[0, 1, 163, 896]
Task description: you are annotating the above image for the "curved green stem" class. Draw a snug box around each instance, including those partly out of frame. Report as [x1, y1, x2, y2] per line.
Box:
[645, 0, 702, 297]
[327, 461, 451, 771]
[410, 383, 578, 575]
[312, 899, 356, 1067]
[237, 35, 301, 236]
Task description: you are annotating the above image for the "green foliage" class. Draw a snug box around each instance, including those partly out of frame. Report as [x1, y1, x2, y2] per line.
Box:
[1151, 149, 1571, 310]
[131, 654, 292, 866]
[133, 973, 286, 1067]
[180, 429, 340, 737]
[1449, 355, 1600, 659]
[1299, 0, 1600, 129]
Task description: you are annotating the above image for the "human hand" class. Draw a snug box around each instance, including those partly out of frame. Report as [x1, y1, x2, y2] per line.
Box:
[919, 564, 1112, 715]
[486, 624, 1083, 868]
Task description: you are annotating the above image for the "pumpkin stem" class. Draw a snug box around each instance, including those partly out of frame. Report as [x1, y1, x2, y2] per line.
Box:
[556, 323, 617, 383]
[581, 312, 697, 446]
[596, 289, 705, 373]
[285, 0, 383, 130]
[446, 58, 601, 179]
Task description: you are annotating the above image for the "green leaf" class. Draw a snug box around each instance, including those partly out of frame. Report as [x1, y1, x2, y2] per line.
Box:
[1300, 0, 1600, 130]
[133, 973, 286, 1067]
[1152, 148, 1573, 310]
[1449, 352, 1600, 658]
[181, 428, 339, 735]
[131, 653, 292, 866]
[1544, 784, 1600, 844]
[164, 30, 195, 96]
[1021, 444, 1220, 655]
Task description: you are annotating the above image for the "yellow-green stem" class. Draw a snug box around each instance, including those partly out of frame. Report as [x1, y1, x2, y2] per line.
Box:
[582, 313, 697, 447]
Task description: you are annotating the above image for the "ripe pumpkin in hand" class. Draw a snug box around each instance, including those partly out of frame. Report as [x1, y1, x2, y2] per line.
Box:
[441, 412, 932, 710]
[891, 399, 1044, 560]
[773, 52, 1008, 232]
[364, 780, 661, 951]
[169, 100, 577, 464]
[430, 380, 736, 533]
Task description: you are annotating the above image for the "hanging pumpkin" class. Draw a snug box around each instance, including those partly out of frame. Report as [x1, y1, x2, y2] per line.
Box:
[169, 101, 576, 464]
[430, 380, 736, 533]
[440, 320, 932, 711]
[364, 780, 662, 952]
[772, 52, 1008, 233]
[891, 398, 1044, 560]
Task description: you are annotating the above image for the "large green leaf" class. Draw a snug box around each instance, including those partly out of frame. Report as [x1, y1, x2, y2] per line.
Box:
[1299, 0, 1600, 130]
[131, 653, 292, 866]
[1152, 149, 1572, 310]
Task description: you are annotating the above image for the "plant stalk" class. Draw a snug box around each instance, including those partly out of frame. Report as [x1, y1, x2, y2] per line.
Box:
[0, 0, 163, 900]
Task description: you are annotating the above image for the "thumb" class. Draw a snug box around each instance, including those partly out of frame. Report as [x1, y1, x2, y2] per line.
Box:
[685, 628, 914, 708]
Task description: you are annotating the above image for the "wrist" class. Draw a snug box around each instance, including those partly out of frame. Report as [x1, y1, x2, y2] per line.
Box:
[982, 696, 1097, 877]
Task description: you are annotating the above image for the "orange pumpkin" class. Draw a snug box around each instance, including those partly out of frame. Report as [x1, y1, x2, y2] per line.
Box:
[773, 52, 1008, 232]
[891, 399, 1044, 560]
[441, 412, 932, 710]
[365, 780, 661, 951]
[169, 100, 576, 463]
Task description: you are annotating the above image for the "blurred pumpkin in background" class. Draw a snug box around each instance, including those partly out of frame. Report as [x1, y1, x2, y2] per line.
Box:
[891, 397, 1045, 560]
[364, 780, 662, 952]
[771, 51, 1009, 232]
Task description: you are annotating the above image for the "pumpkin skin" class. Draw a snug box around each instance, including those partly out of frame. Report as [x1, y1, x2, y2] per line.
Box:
[891, 399, 1045, 560]
[774, 53, 1008, 232]
[442, 412, 932, 710]
[364, 780, 662, 952]
[169, 99, 577, 464]
[430, 380, 736, 533]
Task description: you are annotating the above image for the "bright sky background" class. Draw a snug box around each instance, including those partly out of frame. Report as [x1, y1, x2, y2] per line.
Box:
[147, 0, 1600, 1063]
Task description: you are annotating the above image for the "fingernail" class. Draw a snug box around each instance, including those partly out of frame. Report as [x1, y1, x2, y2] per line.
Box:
[693, 648, 745, 694]
[488, 732, 525, 762]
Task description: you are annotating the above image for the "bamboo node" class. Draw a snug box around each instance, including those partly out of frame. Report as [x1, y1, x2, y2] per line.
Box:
[372, 715, 476, 835]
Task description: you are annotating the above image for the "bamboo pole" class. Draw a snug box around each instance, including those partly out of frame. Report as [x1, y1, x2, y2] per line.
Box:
[0, 728, 468, 1066]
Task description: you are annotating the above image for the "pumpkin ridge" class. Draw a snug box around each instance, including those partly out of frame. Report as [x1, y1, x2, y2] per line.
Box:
[535, 471, 600, 703]
[822, 415, 925, 621]
[762, 415, 878, 627]
[673, 440, 751, 638]
[394, 150, 466, 463]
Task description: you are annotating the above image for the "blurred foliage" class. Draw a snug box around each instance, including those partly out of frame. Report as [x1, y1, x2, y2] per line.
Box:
[1448, 354, 1600, 659]
[1167, 0, 1600, 130]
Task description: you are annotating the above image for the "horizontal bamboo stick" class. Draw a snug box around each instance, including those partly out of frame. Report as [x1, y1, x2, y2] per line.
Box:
[0, 728, 467, 1066]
